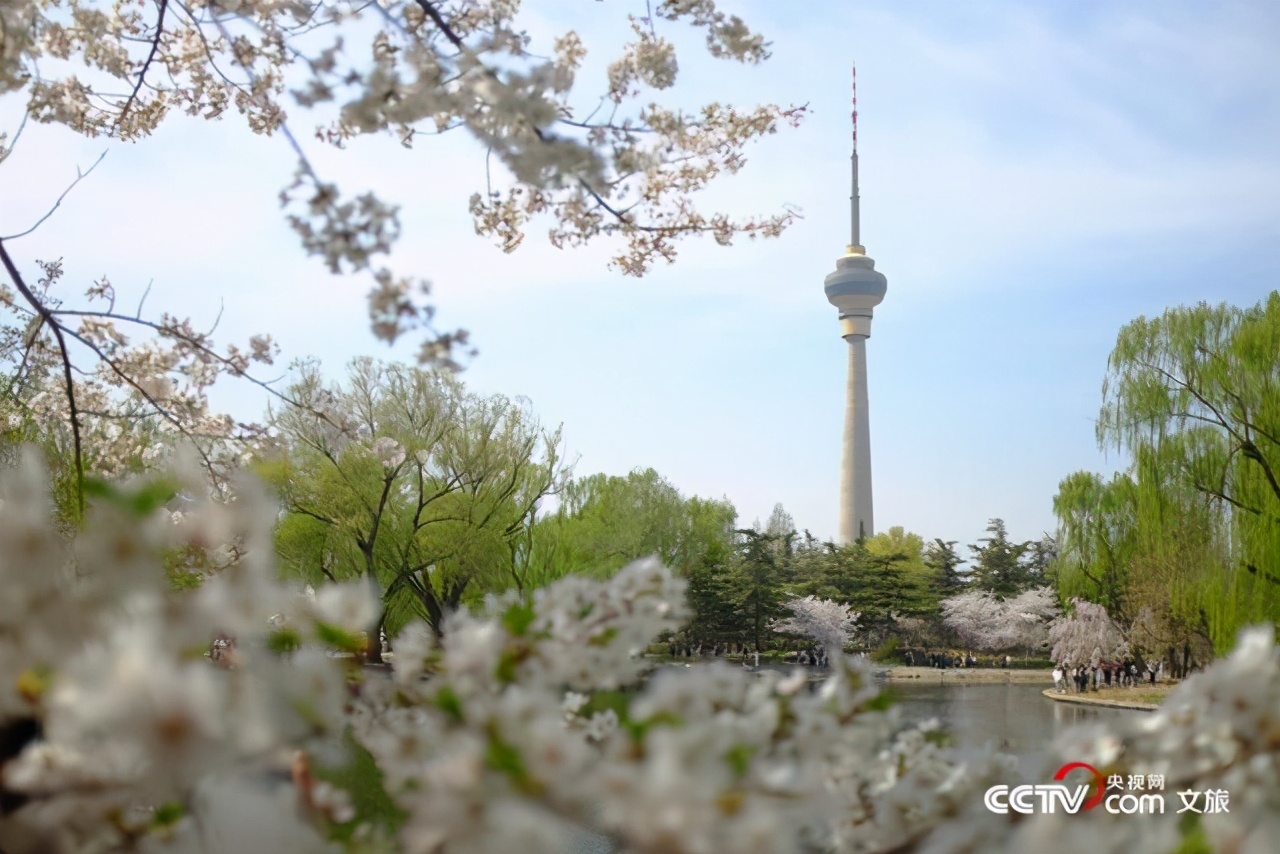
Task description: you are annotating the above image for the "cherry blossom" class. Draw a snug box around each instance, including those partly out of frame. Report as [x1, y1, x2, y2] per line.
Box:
[0, 451, 1278, 854]
[772, 595, 860, 652]
[1049, 598, 1129, 667]
[940, 586, 1059, 653]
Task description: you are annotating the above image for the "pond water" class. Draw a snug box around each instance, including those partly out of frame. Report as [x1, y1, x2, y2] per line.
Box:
[888, 680, 1139, 777]
[574, 677, 1141, 853]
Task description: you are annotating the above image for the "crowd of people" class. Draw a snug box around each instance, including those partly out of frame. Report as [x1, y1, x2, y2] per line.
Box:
[1051, 659, 1163, 693]
[666, 640, 756, 659]
[903, 650, 1006, 669]
[664, 641, 831, 667]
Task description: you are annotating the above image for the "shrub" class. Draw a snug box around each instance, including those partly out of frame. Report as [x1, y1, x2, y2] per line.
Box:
[871, 636, 903, 663]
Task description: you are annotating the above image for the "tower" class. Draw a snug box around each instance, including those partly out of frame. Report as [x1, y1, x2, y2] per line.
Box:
[825, 65, 887, 544]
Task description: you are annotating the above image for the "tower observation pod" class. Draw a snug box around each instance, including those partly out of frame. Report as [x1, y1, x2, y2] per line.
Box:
[824, 64, 887, 544]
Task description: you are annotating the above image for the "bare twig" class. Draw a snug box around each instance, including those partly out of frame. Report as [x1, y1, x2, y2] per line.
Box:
[2, 152, 108, 241]
[135, 279, 154, 318]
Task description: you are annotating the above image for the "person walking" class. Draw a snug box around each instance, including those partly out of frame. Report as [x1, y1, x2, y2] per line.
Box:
[1052, 665, 1065, 694]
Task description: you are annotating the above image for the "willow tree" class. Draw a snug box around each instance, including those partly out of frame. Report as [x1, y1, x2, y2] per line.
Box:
[1093, 294, 1280, 649]
[1052, 470, 1138, 620]
[259, 358, 565, 649]
[533, 468, 737, 581]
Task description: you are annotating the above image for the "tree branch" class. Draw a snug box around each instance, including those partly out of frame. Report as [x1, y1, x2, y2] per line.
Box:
[117, 0, 170, 132]
[413, 0, 464, 50]
[0, 242, 85, 515]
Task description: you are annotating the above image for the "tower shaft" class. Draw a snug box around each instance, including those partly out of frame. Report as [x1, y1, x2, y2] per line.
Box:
[839, 335, 873, 542]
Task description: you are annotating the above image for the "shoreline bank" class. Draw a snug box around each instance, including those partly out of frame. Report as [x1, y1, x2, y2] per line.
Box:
[879, 666, 1051, 684]
[1040, 688, 1162, 711]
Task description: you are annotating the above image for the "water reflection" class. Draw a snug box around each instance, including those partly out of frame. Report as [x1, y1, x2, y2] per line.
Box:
[887, 681, 1138, 777]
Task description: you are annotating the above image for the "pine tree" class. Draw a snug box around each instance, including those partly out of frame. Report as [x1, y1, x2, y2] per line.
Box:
[968, 518, 1032, 596]
[924, 538, 967, 598]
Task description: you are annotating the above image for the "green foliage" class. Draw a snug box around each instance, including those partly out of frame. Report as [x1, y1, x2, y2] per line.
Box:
[789, 534, 933, 647]
[730, 528, 790, 651]
[151, 802, 185, 829]
[1055, 293, 1280, 656]
[870, 636, 901, 663]
[82, 475, 178, 519]
[924, 538, 966, 599]
[535, 468, 736, 582]
[311, 730, 408, 841]
[724, 743, 758, 778]
[500, 601, 537, 637]
[262, 358, 565, 644]
[968, 519, 1032, 596]
[1053, 471, 1136, 618]
[1173, 811, 1213, 854]
[684, 536, 745, 644]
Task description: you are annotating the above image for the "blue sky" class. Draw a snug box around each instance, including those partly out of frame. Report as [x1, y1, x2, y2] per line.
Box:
[3, 0, 1279, 558]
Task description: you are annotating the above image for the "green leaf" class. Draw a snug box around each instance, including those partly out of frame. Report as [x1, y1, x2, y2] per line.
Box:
[624, 709, 683, 741]
[432, 684, 465, 723]
[152, 801, 185, 828]
[724, 744, 757, 778]
[484, 729, 542, 796]
[127, 478, 179, 517]
[1172, 811, 1213, 854]
[587, 626, 619, 646]
[316, 622, 365, 654]
[311, 730, 408, 841]
[82, 476, 178, 518]
[267, 628, 303, 654]
[580, 690, 629, 721]
[501, 602, 537, 637]
[923, 729, 953, 748]
[864, 688, 896, 711]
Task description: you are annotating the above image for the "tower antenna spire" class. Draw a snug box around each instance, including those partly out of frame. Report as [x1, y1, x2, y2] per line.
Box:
[850, 64, 861, 250]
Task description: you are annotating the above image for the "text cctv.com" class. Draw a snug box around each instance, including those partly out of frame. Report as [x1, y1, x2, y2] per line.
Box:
[984, 785, 1165, 815]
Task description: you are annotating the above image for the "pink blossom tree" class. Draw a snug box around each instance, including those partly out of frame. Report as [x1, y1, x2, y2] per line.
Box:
[1049, 599, 1129, 667]
[772, 596, 860, 652]
[939, 589, 1006, 652]
[940, 586, 1059, 655]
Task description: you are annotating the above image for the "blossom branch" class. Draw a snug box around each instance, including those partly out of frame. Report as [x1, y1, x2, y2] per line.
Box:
[116, 0, 170, 132]
[0, 240, 85, 515]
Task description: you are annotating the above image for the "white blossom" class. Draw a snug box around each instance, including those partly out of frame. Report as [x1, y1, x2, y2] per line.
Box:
[1048, 599, 1129, 666]
[772, 595, 859, 651]
[941, 586, 1059, 653]
[0, 451, 1278, 854]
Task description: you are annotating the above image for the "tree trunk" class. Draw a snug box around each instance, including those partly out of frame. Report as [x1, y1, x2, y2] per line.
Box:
[419, 588, 445, 640]
[366, 608, 387, 665]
